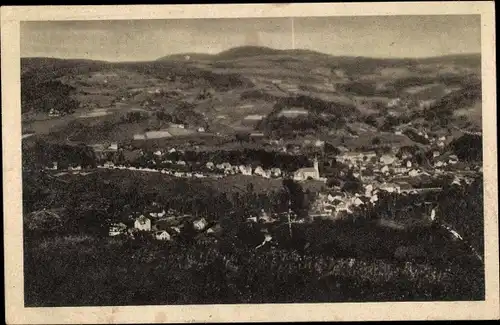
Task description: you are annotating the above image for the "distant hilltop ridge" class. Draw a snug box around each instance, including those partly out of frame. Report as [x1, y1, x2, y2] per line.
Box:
[156, 45, 481, 63]
[156, 46, 331, 61]
[21, 45, 480, 65]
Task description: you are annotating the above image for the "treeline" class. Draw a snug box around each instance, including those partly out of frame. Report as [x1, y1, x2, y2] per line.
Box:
[257, 95, 356, 135]
[422, 81, 481, 125]
[116, 61, 253, 90]
[21, 78, 80, 115]
[23, 140, 97, 170]
[22, 170, 308, 237]
[447, 133, 482, 162]
[161, 102, 205, 126]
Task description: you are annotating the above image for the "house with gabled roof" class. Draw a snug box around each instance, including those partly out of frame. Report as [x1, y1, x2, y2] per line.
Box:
[134, 215, 151, 231]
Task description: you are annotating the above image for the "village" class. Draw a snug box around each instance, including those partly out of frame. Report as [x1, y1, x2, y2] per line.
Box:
[40, 123, 480, 247]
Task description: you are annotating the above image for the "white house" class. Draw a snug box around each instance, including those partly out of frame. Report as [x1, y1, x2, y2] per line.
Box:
[352, 197, 364, 207]
[387, 98, 401, 108]
[261, 170, 271, 179]
[206, 161, 215, 170]
[109, 223, 127, 236]
[314, 139, 325, 147]
[154, 150, 162, 156]
[239, 165, 253, 176]
[155, 230, 171, 241]
[408, 169, 420, 177]
[380, 154, 396, 165]
[379, 183, 400, 193]
[197, 127, 206, 133]
[393, 167, 407, 174]
[254, 166, 266, 177]
[193, 218, 208, 231]
[449, 155, 459, 164]
[434, 161, 444, 167]
[134, 215, 151, 231]
[270, 168, 282, 177]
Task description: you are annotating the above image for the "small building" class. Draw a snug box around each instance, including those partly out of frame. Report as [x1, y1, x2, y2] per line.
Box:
[134, 215, 151, 231]
[193, 218, 208, 231]
[154, 230, 171, 241]
[250, 132, 265, 140]
[270, 167, 282, 177]
[239, 165, 253, 176]
[109, 223, 127, 236]
[379, 183, 400, 194]
[206, 161, 215, 170]
[254, 166, 266, 177]
[197, 127, 206, 133]
[408, 169, 420, 177]
[314, 139, 325, 147]
[380, 154, 396, 165]
[49, 109, 61, 117]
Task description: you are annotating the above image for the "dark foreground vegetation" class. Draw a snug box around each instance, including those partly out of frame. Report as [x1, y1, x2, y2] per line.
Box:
[23, 170, 484, 306]
[24, 235, 483, 306]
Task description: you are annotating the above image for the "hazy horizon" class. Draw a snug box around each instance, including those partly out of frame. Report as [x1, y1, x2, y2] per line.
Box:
[21, 15, 481, 62]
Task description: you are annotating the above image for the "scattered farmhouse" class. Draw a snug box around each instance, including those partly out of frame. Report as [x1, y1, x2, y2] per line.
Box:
[134, 215, 152, 231]
[154, 230, 171, 241]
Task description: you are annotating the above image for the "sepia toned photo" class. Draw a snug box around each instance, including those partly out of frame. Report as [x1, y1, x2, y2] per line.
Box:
[2, 3, 498, 323]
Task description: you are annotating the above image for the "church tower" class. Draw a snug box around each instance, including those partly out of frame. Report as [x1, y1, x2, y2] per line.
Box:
[313, 157, 319, 179]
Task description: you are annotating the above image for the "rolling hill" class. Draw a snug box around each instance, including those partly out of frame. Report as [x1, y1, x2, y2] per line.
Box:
[21, 46, 482, 145]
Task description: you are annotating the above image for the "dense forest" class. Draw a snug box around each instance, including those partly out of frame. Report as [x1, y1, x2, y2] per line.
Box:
[21, 78, 80, 115]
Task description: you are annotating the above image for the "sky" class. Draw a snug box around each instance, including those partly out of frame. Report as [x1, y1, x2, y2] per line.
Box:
[21, 15, 481, 62]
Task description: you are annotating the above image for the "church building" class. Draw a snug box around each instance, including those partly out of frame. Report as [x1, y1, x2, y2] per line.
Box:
[293, 157, 320, 181]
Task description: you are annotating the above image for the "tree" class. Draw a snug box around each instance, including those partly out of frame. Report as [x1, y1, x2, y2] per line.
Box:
[282, 179, 309, 218]
[365, 115, 378, 128]
[372, 137, 381, 145]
